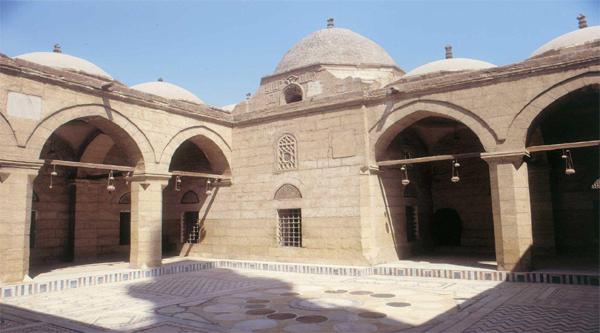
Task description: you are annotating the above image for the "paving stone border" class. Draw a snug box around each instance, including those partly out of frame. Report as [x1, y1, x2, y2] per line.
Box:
[1, 259, 598, 299]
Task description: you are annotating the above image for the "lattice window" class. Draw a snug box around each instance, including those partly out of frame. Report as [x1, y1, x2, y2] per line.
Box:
[406, 206, 419, 242]
[181, 191, 200, 204]
[277, 209, 302, 247]
[119, 192, 131, 205]
[277, 135, 297, 171]
[275, 184, 302, 200]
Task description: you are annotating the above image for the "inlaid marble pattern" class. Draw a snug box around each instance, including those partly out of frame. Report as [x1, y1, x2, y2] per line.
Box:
[1, 267, 598, 333]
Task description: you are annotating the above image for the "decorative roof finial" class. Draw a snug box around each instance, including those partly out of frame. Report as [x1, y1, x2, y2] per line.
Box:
[53, 44, 62, 53]
[158, 77, 163, 82]
[445, 45, 453, 59]
[327, 17, 334, 28]
[577, 14, 587, 29]
[246, 92, 251, 100]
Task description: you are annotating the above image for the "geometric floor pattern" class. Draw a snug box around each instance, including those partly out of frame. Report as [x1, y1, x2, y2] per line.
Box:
[1, 267, 598, 332]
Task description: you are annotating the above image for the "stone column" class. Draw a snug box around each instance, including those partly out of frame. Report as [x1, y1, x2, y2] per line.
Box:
[129, 173, 170, 269]
[482, 151, 534, 272]
[0, 160, 42, 283]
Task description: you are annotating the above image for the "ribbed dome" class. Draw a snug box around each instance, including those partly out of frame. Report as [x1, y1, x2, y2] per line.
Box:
[275, 27, 399, 74]
[131, 81, 203, 104]
[528, 26, 600, 59]
[15, 52, 113, 79]
[404, 58, 496, 78]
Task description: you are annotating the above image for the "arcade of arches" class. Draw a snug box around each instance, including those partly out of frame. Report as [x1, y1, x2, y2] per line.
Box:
[1, 22, 599, 284]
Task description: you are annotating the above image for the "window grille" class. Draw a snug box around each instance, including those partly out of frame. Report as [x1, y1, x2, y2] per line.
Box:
[277, 209, 302, 247]
[182, 211, 200, 244]
[406, 206, 419, 242]
[277, 135, 297, 171]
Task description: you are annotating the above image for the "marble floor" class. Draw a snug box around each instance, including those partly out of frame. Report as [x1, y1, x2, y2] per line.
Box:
[1, 267, 598, 332]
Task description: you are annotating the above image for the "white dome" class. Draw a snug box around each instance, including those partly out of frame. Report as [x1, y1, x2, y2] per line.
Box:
[131, 81, 203, 104]
[275, 27, 399, 74]
[404, 58, 496, 78]
[14, 52, 113, 79]
[528, 26, 600, 59]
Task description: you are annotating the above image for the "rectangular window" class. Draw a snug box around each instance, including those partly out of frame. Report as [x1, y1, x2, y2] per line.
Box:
[119, 212, 131, 245]
[406, 206, 419, 242]
[182, 211, 200, 244]
[278, 209, 302, 247]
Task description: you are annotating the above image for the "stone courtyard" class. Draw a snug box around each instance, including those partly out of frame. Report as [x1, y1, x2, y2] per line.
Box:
[1, 260, 599, 333]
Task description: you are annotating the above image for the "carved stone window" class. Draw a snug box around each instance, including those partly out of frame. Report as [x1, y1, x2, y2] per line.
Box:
[181, 191, 200, 204]
[119, 192, 131, 205]
[277, 134, 297, 171]
[283, 83, 303, 104]
[275, 184, 302, 200]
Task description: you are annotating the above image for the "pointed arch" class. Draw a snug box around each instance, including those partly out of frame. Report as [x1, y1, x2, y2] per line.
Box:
[505, 72, 599, 149]
[25, 104, 155, 168]
[160, 126, 231, 174]
[371, 100, 498, 162]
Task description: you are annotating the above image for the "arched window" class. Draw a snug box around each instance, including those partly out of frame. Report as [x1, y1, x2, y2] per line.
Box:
[274, 184, 302, 200]
[181, 190, 200, 204]
[403, 184, 417, 197]
[277, 134, 297, 171]
[118, 192, 131, 204]
[283, 83, 303, 104]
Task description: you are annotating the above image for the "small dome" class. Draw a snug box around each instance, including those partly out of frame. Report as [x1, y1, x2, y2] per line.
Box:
[528, 26, 600, 59]
[403, 58, 496, 79]
[15, 52, 113, 79]
[275, 24, 399, 74]
[131, 81, 203, 104]
[220, 103, 237, 112]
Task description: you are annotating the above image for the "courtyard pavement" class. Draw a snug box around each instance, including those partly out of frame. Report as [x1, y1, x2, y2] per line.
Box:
[0, 267, 598, 332]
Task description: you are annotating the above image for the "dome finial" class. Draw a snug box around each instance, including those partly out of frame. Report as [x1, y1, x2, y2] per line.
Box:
[158, 77, 163, 82]
[53, 44, 61, 53]
[577, 14, 587, 29]
[327, 17, 334, 28]
[445, 45, 453, 59]
[246, 92, 251, 100]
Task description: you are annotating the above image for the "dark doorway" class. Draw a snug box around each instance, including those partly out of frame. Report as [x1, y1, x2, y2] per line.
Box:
[183, 211, 200, 244]
[433, 208, 462, 246]
[119, 212, 131, 245]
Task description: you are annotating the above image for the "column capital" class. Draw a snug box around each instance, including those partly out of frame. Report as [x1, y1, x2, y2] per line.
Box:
[481, 150, 529, 166]
[0, 158, 44, 173]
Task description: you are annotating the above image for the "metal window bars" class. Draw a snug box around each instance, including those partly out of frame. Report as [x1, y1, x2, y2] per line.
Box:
[277, 209, 302, 247]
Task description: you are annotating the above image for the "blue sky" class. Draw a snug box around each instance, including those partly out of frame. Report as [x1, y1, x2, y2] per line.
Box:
[2, 1, 598, 107]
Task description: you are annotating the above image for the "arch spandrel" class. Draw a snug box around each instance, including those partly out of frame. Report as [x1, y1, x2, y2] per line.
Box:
[24, 104, 155, 170]
[370, 100, 499, 163]
[505, 72, 600, 149]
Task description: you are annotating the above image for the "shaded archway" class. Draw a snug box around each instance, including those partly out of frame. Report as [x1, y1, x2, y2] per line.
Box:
[162, 134, 231, 257]
[373, 115, 494, 264]
[524, 85, 599, 269]
[29, 116, 145, 276]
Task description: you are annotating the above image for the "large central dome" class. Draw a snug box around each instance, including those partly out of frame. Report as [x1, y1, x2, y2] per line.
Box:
[274, 25, 399, 75]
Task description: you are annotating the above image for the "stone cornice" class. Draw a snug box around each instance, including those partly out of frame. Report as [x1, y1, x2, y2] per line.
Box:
[2, 47, 598, 128]
[0, 158, 44, 171]
[0, 54, 234, 127]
